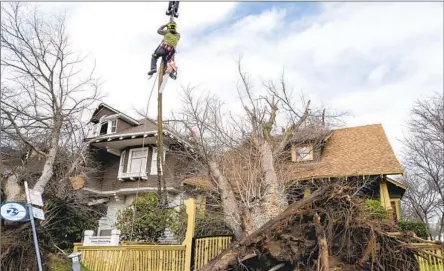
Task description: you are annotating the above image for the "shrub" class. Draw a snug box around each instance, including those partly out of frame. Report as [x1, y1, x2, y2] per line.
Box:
[398, 220, 429, 239]
[364, 199, 389, 220]
[116, 193, 174, 242]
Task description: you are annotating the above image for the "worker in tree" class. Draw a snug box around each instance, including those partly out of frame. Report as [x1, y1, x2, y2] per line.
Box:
[147, 21, 180, 77]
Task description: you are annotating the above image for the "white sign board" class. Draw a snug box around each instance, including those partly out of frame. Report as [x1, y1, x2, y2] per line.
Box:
[0, 202, 28, 222]
[29, 189, 44, 207]
[82, 230, 120, 246]
[84, 237, 114, 246]
[32, 206, 45, 220]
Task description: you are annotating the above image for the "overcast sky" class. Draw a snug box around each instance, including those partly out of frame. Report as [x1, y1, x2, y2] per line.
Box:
[39, 1, 443, 159]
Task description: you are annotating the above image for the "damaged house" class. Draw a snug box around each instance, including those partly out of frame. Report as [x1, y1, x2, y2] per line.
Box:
[80, 103, 406, 240]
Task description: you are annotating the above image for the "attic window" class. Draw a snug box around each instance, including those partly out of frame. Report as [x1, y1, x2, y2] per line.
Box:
[109, 119, 117, 133]
[291, 144, 313, 162]
[96, 117, 117, 136]
[99, 122, 108, 135]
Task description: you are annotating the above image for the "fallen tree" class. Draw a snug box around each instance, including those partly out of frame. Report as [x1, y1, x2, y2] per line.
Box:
[200, 184, 443, 271]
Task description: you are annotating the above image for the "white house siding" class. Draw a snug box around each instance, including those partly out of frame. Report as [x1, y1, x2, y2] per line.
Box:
[97, 196, 129, 235]
[158, 192, 185, 244]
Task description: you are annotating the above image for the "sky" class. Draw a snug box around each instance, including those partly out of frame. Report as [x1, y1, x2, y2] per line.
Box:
[37, 1, 443, 160]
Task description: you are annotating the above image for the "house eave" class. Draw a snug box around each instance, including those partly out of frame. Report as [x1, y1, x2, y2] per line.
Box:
[90, 103, 140, 125]
[287, 171, 404, 184]
[85, 130, 195, 153]
[83, 186, 179, 196]
[386, 178, 408, 190]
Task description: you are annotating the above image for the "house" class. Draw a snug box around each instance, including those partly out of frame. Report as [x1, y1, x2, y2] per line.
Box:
[284, 124, 406, 221]
[83, 103, 406, 239]
[83, 103, 198, 238]
[183, 124, 407, 222]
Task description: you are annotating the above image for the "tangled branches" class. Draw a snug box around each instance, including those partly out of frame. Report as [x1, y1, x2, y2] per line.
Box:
[201, 184, 442, 271]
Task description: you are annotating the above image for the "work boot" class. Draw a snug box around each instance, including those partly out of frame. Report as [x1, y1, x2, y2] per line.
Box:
[147, 69, 157, 76]
[148, 57, 157, 76]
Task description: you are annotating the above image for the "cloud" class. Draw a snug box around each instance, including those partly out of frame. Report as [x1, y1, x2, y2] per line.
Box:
[36, 2, 442, 159]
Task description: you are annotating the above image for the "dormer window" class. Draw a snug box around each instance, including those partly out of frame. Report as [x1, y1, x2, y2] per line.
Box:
[96, 116, 118, 136]
[291, 144, 314, 162]
[109, 119, 117, 133]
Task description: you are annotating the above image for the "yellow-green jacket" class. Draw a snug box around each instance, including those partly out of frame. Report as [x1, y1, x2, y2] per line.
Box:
[157, 25, 180, 49]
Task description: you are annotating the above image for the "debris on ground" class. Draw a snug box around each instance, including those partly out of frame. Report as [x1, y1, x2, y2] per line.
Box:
[200, 184, 443, 271]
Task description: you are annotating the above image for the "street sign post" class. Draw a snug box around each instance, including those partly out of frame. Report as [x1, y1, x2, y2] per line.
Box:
[24, 181, 43, 271]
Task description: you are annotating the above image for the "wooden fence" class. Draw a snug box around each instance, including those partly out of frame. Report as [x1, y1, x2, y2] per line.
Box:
[72, 198, 442, 271]
[75, 245, 186, 271]
[413, 243, 443, 271]
[192, 236, 232, 270]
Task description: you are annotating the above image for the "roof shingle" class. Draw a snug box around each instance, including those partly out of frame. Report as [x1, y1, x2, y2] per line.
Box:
[283, 124, 404, 181]
[183, 124, 404, 190]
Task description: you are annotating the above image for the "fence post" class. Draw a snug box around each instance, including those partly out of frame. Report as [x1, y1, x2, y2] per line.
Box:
[182, 198, 196, 271]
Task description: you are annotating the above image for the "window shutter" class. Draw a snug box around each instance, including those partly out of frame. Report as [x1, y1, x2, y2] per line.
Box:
[151, 147, 167, 175]
[118, 150, 126, 179]
[151, 147, 158, 175]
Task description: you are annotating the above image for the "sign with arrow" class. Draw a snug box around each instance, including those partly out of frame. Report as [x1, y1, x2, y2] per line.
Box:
[0, 201, 28, 222]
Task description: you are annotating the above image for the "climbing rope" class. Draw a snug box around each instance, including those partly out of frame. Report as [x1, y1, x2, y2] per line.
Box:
[128, 73, 158, 242]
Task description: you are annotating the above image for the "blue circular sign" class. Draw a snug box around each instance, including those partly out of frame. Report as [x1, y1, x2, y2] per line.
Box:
[0, 201, 28, 222]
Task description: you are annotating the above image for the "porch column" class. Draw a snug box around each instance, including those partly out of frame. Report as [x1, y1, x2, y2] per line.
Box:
[182, 198, 196, 271]
[379, 179, 393, 220]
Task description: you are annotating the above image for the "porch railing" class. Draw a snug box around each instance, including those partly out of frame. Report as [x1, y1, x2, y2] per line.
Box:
[412, 243, 443, 271]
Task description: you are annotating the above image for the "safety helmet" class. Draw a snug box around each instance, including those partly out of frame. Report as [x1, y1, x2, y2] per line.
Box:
[167, 22, 177, 30]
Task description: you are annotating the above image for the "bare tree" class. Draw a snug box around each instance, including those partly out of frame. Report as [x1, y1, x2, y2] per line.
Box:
[1, 2, 101, 197]
[401, 91, 444, 240]
[168, 57, 345, 238]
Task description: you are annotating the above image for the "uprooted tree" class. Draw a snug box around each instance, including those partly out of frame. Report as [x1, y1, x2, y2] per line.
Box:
[200, 183, 443, 271]
[167, 57, 345, 239]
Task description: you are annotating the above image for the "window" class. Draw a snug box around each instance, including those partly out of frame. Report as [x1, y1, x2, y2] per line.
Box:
[150, 147, 167, 175]
[109, 119, 117, 134]
[99, 122, 108, 135]
[292, 144, 313, 162]
[128, 148, 149, 175]
[95, 116, 117, 136]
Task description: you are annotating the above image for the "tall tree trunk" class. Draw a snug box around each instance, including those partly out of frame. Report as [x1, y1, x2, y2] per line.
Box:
[253, 141, 288, 229]
[33, 125, 61, 193]
[209, 160, 243, 239]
